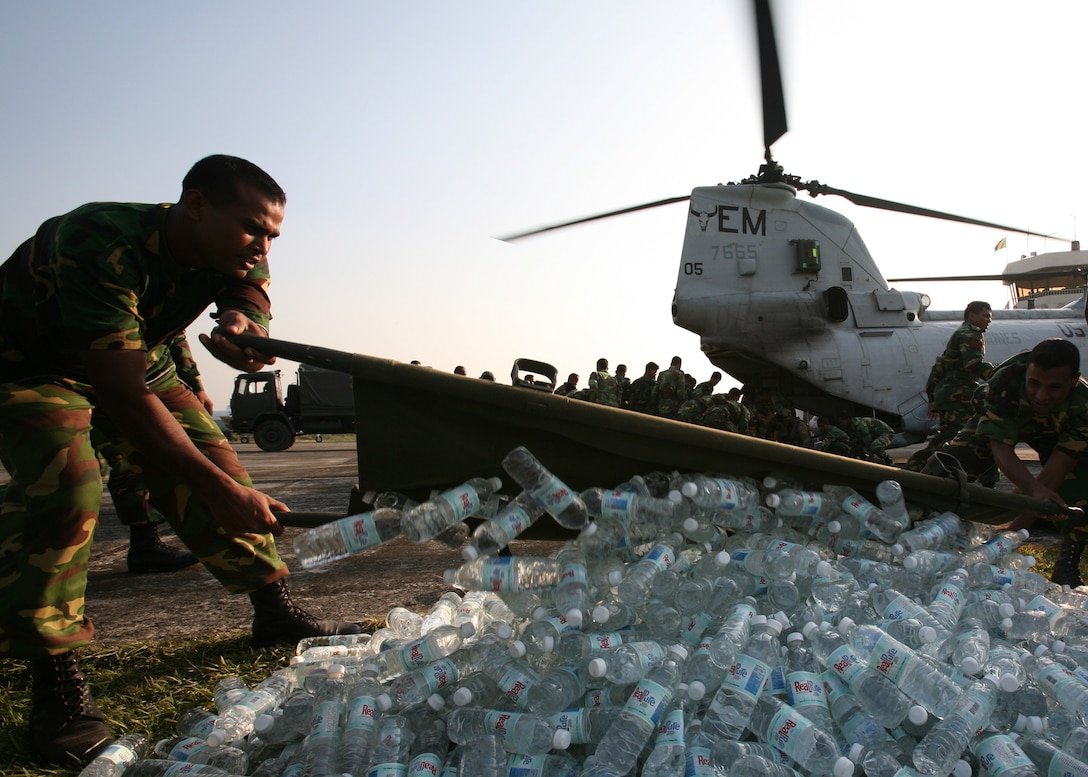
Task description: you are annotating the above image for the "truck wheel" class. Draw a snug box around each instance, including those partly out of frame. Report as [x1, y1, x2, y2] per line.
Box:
[315, 435, 323, 443]
[254, 420, 295, 452]
[240, 435, 249, 444]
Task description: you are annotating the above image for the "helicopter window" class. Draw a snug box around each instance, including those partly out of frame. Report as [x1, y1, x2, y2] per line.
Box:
[825, 287, 850, 323]
[841, 267, 853, 283]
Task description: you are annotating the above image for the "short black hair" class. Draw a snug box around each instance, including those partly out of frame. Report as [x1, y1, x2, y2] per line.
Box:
[963, 300, 992, 321]
[182, 155, 286, 207]
[646, 361, 659, 371]
[1028, 338, 1080, 374]
[596, 358, 608, 370]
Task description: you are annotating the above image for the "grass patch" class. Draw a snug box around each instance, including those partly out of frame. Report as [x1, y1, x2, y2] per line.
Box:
[0, 632, 296, 777]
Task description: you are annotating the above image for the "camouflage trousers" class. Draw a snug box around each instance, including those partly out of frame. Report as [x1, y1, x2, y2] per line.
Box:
[924, 430, 1088, 541]
[93, 432, 157, 527]
[903, 405, 973, 472]
[0, 373, 287, 657]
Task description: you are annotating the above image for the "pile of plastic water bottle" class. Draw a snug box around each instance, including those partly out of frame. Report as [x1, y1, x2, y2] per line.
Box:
[83, 446, 1088, 777]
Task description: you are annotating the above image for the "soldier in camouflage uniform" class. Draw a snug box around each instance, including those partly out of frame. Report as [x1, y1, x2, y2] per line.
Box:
[554, 372, 579, 397]
[815, 417, 853, 456]
[0, 156, 358, 766]
[653, 356, 689, 419]
[693, 371, 723, 398]
[702, 394, 751, 434]
[615, 363, 632, 409]
[628, 361, 659, 414]
[905, 301, 994, 471]
[588, 358, 620, 407]
[677, 394, 714, 425]
[922, 339, 1088, 586]
[832, 413, 896, 464]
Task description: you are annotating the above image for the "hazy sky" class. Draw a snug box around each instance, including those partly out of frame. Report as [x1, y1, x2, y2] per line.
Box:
[3, 1, 1086, 410]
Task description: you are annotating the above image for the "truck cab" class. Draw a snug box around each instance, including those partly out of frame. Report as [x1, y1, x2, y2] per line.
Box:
[230, 371, 295, 450]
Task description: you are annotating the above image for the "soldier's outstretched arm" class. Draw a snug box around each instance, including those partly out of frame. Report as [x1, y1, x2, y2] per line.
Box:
[990, 439, 1068, 508]
[81, 348, 287, 537]
[199, 310, 275, 372]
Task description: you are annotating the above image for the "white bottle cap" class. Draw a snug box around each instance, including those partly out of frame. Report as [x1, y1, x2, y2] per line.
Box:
[837, 617, 856, 635]
[801, 621, 819, 638]
[487, 476, 503, 491]
[508, 640, 527, 658]
[999, 673, 1020, 692]
[715, 551, 731, 566]
[960, 657, 980, 675]
[1052, 640, 1067, 653]
[786, 631, 804, 645]
[681, 482, 698, 499]
[564, 610, 583, 629]
[592, 605, 612, 624]
[588, 658, 607, 678]
[460, 622, 476, 638]
[461, 545, 479, 562]
[540, 635, 555, 653]
[608, 569, 625, 586]
[1024, 556, 1036, 567]
[377, 692, 393, 711]
[206, 729, 228, 748]
[908, 705, 929, 726]
[531, 606, 550, 621]
[443, 569, 456, 584]
[918, 626, 938, 644]
[998, 602, 1015, 618]
[953, 760, 972, 777]
[667, 644, 689, 661]
[683, 517, 699, 532]
[765, 493, 782, 508]
[427, 693, 445, 711]
[834, 755, 855, 777]
[582, 522, 599, 537]
[452, 687, 473, 706]
[848, 743, 865, 763]
[816, 560, 833, 577]
[891, 543, 905, 556]
[687, 681, 707, 701]
[552, 728, 572, 750]
[253, 714, 276, 734]
[827, 520, 842, 534]
[902, 554, 918, 569]
[1018, 528, 1030, 539]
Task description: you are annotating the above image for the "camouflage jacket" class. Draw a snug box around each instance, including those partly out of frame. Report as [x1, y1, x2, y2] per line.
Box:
[653, 367, 689, 410]
[926, 322, 994, 412]
[0, 202, 271, 384]
[589, 370, 620, 407]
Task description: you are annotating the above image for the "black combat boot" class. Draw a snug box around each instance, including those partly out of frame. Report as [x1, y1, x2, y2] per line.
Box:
[249, 578, 360, 648]
[1051, 538, 1086, 588]
[126, 522, 199, 574]
[28, 651, 113, 765]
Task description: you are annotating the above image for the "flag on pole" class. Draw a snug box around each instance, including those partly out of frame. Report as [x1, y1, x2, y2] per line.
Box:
[994, 237, 1007, 251]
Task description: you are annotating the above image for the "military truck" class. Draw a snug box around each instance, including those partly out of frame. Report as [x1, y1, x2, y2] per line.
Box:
[230, 365, 354, 451]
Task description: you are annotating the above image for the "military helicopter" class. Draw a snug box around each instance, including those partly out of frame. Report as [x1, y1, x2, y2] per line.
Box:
[502, 0, 1086, 445]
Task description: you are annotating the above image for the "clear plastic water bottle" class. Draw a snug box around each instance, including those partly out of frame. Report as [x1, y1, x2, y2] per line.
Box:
[875, 479, 910, 521]
[827, 484, 906, 544]
[463, 492, 546, 560]
[894, 512, 963, 554]
[641, 698, 688, 777]
[118, 761, 233, 777]
[580, 486, 679, 529]
[765, 488, 840, 521]
[253, 689, 314, 744]
[802, 621, 912, 728]
[459, 732, 506, 777]
[77, 733, 149, 777]
[588, 640, 668, 685]
[745, 692, 849, 775]
[911, 675, 998, 775]
[1019, 736, 1088, 777]
[580, 644, 688, 777]
[969, 731, 1039, 777]
[959, 529, 1031, 568]
[295, 632, 372, 656]
[616, 536, 683, 608]
[389, 648, 477, 708]
[402, 476, 503, 543]
[445, 556, 562, 591]
[368, 714, 416, 775]
[406, 720, 450, 777]
[372, 623, 476, 682]
[843, 741, 905, 777]
[927, 567, 969, 631]
[504, 752, 581, 777]
[154, 736, 249, 774]
[901, 549, 963, 576]
[706, 597, 758, 669]
[299, 663, 346, 776]
[524, 662, 585, 715]
[292, 507, 403, 568]
[446, 706, 570, 754]
[208, 667, 296, 745]
[699, 615, 779, 743]
[212, 676, 248, 712]
[821, 670, 891, 750]
[502, 447, 588, 530]
[949, 617, 992, 676]
[548, 707, 622, 745]
[680, 474, 760, 512]
[783, 632, 834, 731]
[420, 591, 462, 634]
[176, 708, 219, 739]
[843, 621, 963, 717]
[553, 544, 591, 624]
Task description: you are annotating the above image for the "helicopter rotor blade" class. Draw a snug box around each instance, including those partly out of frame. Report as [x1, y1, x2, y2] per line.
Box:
[497, 195, 691, 242]
[889, 268, 1086, 284]
[755, 0, 787, 154]
[802, 181, 1072, 242]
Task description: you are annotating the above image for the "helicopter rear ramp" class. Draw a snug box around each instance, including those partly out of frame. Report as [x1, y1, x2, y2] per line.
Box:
[234, 336, 1061, 526]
